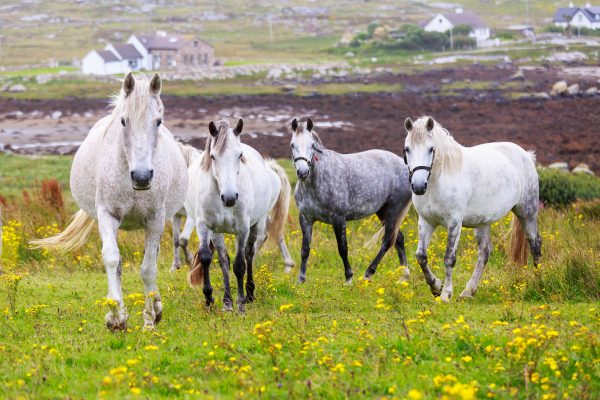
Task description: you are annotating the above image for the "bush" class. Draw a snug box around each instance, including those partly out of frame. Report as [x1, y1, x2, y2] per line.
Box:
[538, 169, 577, 208]
[543, 25, 565, 33]
[538, 168, 600, 208]
[452, 35, 476, 50]
[450, 24, 473, 37]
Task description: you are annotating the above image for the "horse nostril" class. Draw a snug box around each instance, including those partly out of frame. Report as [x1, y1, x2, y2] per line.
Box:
[221, 194, 225, 202]
[235, 193, 239, 200]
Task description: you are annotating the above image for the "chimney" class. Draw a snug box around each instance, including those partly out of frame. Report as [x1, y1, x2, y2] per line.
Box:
[585, 2, 591, 8]
[569, 1, 574, 7]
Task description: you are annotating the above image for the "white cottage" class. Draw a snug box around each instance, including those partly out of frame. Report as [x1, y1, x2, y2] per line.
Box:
[422, 9, 490, 42]
[554, 3, 600, 30]
[81, 50, 128, 75]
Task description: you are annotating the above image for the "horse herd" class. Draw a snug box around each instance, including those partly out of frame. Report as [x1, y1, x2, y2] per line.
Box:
[31, 73, 542, 331]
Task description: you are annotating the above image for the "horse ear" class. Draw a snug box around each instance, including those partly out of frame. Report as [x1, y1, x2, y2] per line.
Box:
[208, 121, 219, 137]
[426, 117, 434, 132]
[291, 118, 298, 132]
[306, 118, 314, 132]
[123, 72, 135, 97]
[150, 73, 162, 95]
[234, 119, 243, 136]
[404, 117, 413, 131]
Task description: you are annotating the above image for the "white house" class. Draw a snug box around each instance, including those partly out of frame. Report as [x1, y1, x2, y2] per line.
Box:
[82, 32, 215, 75]
[81, 50, 129, 75]
[554, 3, 600, 30]
[422, 9, 490, 42]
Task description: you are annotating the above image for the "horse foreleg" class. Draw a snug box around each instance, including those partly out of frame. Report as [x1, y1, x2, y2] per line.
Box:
[245, 222, 262, 303]
[211, 233, 232, 311]
[197, 223, 215, 307]
[332, 218, 353, 285]
[141, 211, 166, 329]
[170, 213, 182, 272]
[441, 221, 462, 303]
[97, 209, 128, 331]
[180, 215, 196, 266]
[298, 213, 313, 284]
[416, 216, 441, 296]
[460, 225, 491, 299]
[233, 226, 250, 312]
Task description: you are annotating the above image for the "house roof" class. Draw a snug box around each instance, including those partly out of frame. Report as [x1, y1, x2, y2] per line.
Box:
[554, 7, 580, 22]
[581, 6, 600, 21]
[112, 44, 142, 60]
[443, 11, 488, 29]
[97, 50, 120, 62]
[136, 33, 213, 51]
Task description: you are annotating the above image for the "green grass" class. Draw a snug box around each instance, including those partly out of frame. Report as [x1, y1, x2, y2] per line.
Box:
[0, 156, 599, 399]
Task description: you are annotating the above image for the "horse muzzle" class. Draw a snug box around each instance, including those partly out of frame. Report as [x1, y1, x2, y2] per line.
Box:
[296, 168, 310, 181]
[221, 192, 239, 207]
[411, 182, 427, 196]
[131, 169, 153, 191]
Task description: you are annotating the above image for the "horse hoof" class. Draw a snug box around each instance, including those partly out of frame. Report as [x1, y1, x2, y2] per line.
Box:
[153, 301, 163, 325]
[344, 278, 353, 286]
[222, 303, 233, 312]
[440, 291, 452, 303]
[105, 311, 128, 332]
[362, 274, 371, 282]
[430, 278, 443, 296]
[284, 265, 293, 274]
[142, 323, 156, 332]
[297, 275, 306, 284]
[459, 289, 475, 299]
[237, 303, 246, 313]
[399, 267, 410, 282]
[246, 294, 255, 303]
[170, 264, 181, 273]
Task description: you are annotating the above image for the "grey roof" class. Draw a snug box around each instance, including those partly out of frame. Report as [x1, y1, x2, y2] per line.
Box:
[582, 7, 600, 21]
[553, 7, 579, 22]
[112, 44, 142, 60]
[97, 50, 120, 62]
[137, 34, 213, 51]
[443, 11, 488, 29]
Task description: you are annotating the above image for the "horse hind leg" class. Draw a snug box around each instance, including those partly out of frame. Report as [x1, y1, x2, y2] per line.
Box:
[363, 206, 397, 281]
[460, 225, 492, 299]
[179, 215, 195, 266]
[170, 214, 182, 273]
[245, 221, 264, 303]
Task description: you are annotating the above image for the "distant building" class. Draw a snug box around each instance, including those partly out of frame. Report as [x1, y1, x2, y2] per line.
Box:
[554, 3, 600, 30]
[422, 8, 490, 43]
[82, 31, 215, 75]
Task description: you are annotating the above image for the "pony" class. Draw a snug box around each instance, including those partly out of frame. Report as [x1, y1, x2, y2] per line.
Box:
[30, 73, 188, 330]
[290, 118, 412, 285]
[170, 143, 295, 274]
[403, 116, 541, 302]
[187, 118, 292, 312]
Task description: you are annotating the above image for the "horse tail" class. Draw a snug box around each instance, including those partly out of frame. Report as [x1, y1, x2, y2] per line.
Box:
[187, 250, 204, 287]
[29, 209, 96, 252]
[365, 199, 412, 248]
[266, 160, 291, 243]
[508, 216, 529, 266]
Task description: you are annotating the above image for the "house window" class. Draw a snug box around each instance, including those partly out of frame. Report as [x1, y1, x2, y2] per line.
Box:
[204, 53, 208, 64]
[167, 55, 175, 68]
[129, 59, 137, 68]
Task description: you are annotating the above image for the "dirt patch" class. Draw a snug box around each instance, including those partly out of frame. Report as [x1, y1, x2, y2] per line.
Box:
[0, 65, 598, 172]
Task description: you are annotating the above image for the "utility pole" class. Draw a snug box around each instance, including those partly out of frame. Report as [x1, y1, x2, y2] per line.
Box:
[526, 0, 529, 23]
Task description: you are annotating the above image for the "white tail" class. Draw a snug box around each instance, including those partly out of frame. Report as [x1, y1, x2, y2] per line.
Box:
[365, 200, 412, 248]
[267, 160, 291, 243]
[29, 209, 96, 252]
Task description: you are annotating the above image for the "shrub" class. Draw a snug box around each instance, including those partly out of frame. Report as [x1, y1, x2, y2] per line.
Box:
[538, 169, 577, 208]
[543, 25, 565, 33]
[452, 35, 476, 50]
[450, 24, 473, 37]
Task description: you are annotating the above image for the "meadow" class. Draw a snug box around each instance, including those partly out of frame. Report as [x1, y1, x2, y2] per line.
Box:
[0, 154, 599, 399]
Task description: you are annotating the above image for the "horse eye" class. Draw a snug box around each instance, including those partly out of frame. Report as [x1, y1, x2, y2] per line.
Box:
[429, 147, 434, 154]
[404, 147, 409, 153]
[239, 153, 243, 159]
[121, 118, 126, 127]
[210, 154, 215, 160]
[156, 118, 162, 127]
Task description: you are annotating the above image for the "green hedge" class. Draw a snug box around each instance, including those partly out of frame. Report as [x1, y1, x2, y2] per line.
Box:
[538, 168, 600, 208]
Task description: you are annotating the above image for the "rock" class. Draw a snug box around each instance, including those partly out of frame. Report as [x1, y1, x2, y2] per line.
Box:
[51, 111, 62, 120]
[510, 70, 525, 81]
[567, 83, 580, 96]
[572, 163, 594, 175]
[531, 92, 550, 100]
[5, 111, 24, 119]
[550, 80, 568, 96]
[8, 84, 26, 92]
[282, 84, 296, 93]
[344, 51, 355, 58]
[548, 162, 569, 172]
[36, 74, 51, 84]
[449, 103, 460, 112]
[585, 87, 598, 95]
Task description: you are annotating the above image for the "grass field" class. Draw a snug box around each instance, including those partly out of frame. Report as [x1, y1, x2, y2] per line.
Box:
[0, 154, 599, 399]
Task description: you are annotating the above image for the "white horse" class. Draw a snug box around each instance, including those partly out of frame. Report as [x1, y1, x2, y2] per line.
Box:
[170, 143, 295, 273]
[31, 73, 188, 330]
[187, 118, 292, 312]
[403, 116, 541, 302]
